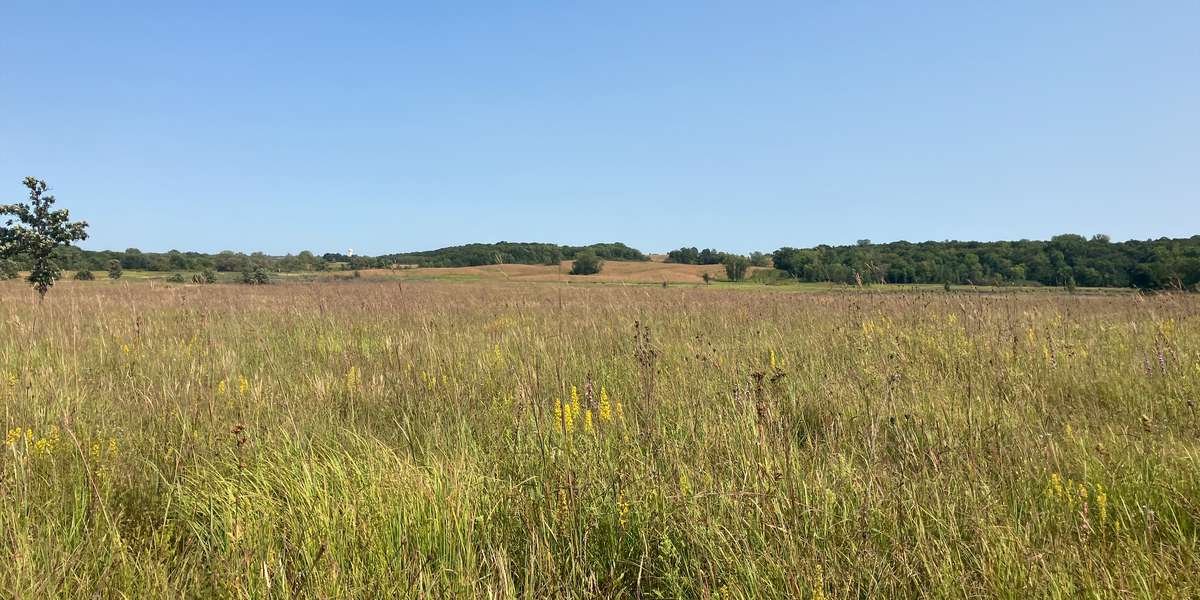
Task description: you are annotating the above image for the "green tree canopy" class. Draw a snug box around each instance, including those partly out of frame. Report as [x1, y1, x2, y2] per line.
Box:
[0, 177, 89, 299]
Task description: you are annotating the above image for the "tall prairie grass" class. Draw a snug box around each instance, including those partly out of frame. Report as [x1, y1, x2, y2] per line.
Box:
[1, 280, 1197, 598]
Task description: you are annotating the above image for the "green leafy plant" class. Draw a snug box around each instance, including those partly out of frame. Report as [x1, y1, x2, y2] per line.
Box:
[241, 267, 271, 285]
[0, 258, 18, 280]
[723, 255, 750, 282]
[570, 251, 603, 275]
[0, 177, 89, 300]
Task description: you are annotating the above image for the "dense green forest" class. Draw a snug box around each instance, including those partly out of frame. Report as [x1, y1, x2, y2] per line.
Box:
[771, 235, 1200, 290]
[4, 236, 1197, 290]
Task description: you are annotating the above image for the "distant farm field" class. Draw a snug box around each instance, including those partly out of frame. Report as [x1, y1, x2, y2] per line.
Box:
[1, 279, 1196, 598]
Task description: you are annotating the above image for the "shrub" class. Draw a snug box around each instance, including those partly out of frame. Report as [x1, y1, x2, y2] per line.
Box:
[167, 273, 186, 283]
[0, 259, 19, 280]
[241, 267, 271, 285]
[107, 259, 123, 280]
[570, 251, 603, 275]
[723, 255, 750, 282]
[74, 270, 95, 281]
[193, 270, 217, 284]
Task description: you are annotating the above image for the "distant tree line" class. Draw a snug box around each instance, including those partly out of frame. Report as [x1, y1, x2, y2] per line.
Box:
[329, 242, 647, 269]
[1, 242, 648, 275]
[8, 247, 329, 274]
[666, 247, 770, 268]
[770, 235, 1200, 290]
[7, 233, 1198, 291]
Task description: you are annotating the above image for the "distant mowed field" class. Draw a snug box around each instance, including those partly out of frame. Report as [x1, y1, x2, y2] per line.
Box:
[1, 279, 1197, 598]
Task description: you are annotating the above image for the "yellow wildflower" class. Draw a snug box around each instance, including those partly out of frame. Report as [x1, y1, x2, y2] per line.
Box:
[584, 409, 594, 434]
[617, 491, 629, 528]
[1095, 484, 1108, 525]
[770, 349, 778, 369]
[5, 427, 20, 447]
[345, 366, 359, 388]
[1048, 473, 1064, 500]
[811, 564, 828, 600]
[217, 380, 227, 395]
[598, 386, 612, 422]
[238, 376, 249, 396]
[554, 398, 574, 434]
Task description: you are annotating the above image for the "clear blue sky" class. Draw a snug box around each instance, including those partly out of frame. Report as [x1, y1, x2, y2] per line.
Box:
[2, 2, 1197, 256]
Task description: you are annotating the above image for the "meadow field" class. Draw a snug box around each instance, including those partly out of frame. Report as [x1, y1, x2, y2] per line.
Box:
[1, 278, 1198, 598]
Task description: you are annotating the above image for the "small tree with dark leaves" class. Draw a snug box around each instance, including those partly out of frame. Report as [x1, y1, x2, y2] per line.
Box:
[723, 255, 750, 282]
[0, 178, 89, 300]
[569, 251, 603, 275]
[241, 267, 271, 285]
[107, 259, 123, 280]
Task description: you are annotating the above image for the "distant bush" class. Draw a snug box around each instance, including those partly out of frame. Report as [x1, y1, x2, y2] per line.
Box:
[167, 273, 186, 283]
[193, 270, 217, 284]
[0, 259, 19, 280]
[570, 251, 603, 275]
[723, 255, 750, 282]
[241, 267, 271, 285]
[749, 251, 771, 267]
[107, 259, 123, 280]
[74, 270, 95, 281]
